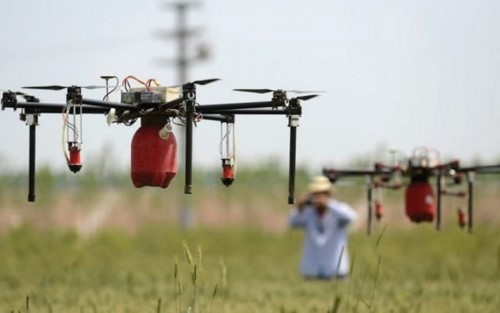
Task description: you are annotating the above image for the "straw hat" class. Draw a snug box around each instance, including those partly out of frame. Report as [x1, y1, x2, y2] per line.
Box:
[308, 176, 332, 194]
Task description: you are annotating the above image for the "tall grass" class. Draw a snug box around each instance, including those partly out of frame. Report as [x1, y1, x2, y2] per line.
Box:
[2, 225, 500, 312]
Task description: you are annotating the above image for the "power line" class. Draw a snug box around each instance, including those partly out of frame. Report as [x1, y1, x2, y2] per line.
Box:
[156, 1, 211, 229]
[156, 1, 210, 84]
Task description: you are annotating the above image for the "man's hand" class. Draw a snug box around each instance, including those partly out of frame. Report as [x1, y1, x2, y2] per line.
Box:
[297, 194, 312, 212]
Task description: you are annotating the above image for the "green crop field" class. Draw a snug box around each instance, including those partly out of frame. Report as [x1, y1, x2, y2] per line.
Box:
[1, 162, 499, 312]
[1, 224, 500, 312]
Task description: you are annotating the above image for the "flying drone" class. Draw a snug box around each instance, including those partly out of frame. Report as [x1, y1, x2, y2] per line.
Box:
[322, 146, 500, 234]
[1, 76, 320, 204]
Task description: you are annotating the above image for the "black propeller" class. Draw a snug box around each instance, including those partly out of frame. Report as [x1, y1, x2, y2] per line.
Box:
[23, 85, 107, 91]
[233, 88, 274, 94]
[191, 78, 220, 85]
[233, 88, 324, 94]
[295, 94, 319, 101]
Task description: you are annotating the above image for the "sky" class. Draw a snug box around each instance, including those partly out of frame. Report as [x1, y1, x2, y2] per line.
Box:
[0, 0, 499, 174]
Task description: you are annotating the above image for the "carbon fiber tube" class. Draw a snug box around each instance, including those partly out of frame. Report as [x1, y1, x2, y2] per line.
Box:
[467, 174, 473, 233]
[184, 101, 194, 194]
[197, 101, 275, 112]
[28, 124, 36, 202]
[367, 177, 373, 235]
[288, 126, 296, 204]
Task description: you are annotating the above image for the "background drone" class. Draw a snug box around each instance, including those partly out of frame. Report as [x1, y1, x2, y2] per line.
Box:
[323, 146, 500, 234]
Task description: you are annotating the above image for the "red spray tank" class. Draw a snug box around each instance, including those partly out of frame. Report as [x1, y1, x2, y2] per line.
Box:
[131, 118, 177, 188]
[67, 142, 83, 173]
[221, 158, 235, 186]
[405, 177, 435, 223]
[220, 117, 236, 187]
[457, 208, 467, 228]
[374, 201, 383, 221]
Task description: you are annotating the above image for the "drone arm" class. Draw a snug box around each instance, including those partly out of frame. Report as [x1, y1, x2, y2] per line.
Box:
[201, 114, 233, 122]
[6, 102, 109, 114]
[200, 109, 288, 115]
[159, 98, 184, 109]
[197, 101, 275, 112]
[3, 101, 69, 110]
[81, 98, 137, 110]
[459, 164, 500, 173]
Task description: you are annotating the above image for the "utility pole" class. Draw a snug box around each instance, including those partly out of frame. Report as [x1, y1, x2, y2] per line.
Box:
[156, 1, 211, 229]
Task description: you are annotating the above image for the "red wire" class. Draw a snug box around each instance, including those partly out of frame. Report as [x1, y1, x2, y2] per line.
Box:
[122, 75, 150, 91]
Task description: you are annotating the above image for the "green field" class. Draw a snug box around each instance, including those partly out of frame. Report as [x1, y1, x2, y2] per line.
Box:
[1, 162, 500, 312]
[1, 224, 499, 312]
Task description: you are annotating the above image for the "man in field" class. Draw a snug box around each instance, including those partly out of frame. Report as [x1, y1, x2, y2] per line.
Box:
[290, 176, 357, 280]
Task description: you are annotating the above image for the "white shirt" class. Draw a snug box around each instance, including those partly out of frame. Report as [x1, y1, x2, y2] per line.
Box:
[289, 199, 357, 278]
